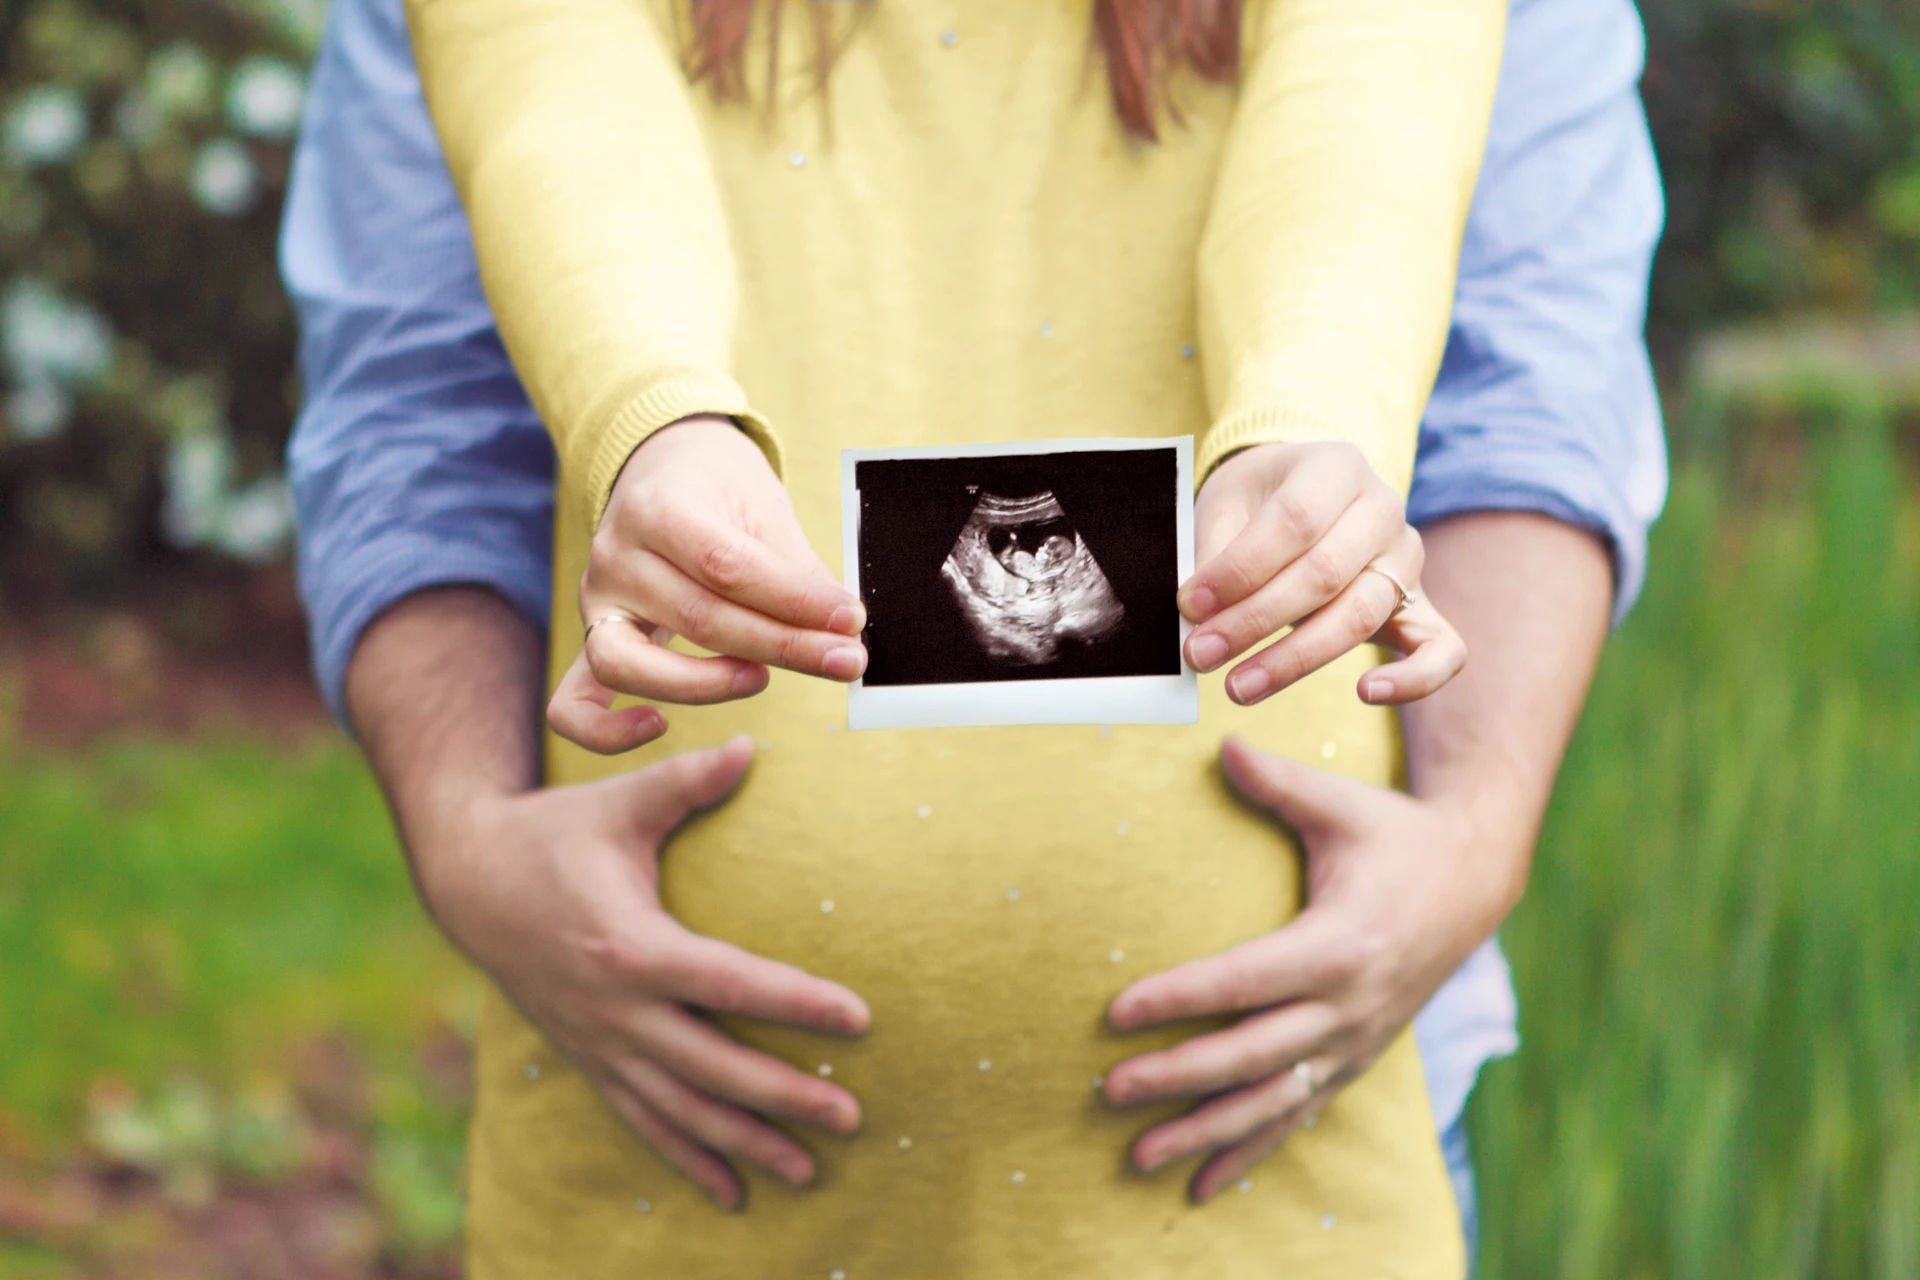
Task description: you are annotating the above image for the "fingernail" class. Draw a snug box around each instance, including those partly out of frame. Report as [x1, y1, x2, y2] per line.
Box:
[827, 602, 865, 636]
[732, 666, 767, 696]
[823, 646, 867, 681]
[1188, 633, 1228, 672]
[1364, 676, 1394, 702]
[1228, 667, 1271, 704]
[782, 1157, 815, 1186]
[1180, 585, 1218, 621]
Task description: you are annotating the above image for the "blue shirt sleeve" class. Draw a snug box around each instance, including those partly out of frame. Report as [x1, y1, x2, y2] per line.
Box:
[1408, 0, 1669, 626]
[280, 0, 556, 726]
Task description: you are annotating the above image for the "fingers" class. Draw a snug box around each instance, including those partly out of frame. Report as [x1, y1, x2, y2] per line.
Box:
[619, 1056, 819, 1188]
[596, 1077, 744, 1210]
[1129, 1055, 1332, 1174]
[638, 926, 872, 1037]
[1189, 1109, 1309, 1204]
[1108, 911, 1351, 1030]
[545, 649, 671, 755]
[1102, 1001, 1338, 1106]
[1183, 499, 1402, 674]
[1358, 598, 1468, 705]
[1182, 444, 1368, 621]
[618, 735, 759, 839]
[609, 550, 867, 682]
[579, 611, 772, 706]
[629, 1004, 861, 1134]
[641, 504, 863, 636]
[1216, 736, 1372, 836]
[1216, 556, 1409, 706]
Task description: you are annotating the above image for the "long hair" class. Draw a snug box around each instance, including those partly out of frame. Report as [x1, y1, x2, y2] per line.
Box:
[684, 0, 1243, 142]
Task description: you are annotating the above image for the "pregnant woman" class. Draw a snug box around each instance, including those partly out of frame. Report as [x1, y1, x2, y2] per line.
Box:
[404, 0, 1499, 1274]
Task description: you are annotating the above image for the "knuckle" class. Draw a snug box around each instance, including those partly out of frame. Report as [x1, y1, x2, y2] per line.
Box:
[1352, 590, 1394, 638]
[585, 536, 622, 589]
[675, 589, 717, 642]
[581, 933, 651, 984]
[1270, 491, 1317, 544]
[1328, 442, 1367, 479]
[1263, 644, 1312, 691]
[697, 538, 751, 592]
[1219, 961, 1265, 1011]
[772, 627, 809, 672]
[1229, 1041, 1270, 1085]
[1301, 547, 1347, 599]
[705, 964, 752, 1014]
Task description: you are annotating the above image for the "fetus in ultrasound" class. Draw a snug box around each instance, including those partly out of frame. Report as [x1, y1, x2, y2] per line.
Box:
[940, 490, 1125, 666]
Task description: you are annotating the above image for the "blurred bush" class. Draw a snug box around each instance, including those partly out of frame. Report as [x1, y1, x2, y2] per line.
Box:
[0, 0, 319, 591]
[2, 0, 1919, 590]
[1645, 0, 1920, 350]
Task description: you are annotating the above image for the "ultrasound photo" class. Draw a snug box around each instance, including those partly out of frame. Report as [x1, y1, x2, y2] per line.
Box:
[841, 437, 1198, 730]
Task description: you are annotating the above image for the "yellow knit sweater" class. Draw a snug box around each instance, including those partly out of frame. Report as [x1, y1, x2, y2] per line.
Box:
[406, 2, 1503, 1275]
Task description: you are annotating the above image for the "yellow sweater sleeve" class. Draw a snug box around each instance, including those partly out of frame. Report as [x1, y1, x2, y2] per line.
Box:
[1195, 0, 1506, 493]
[405, 0, 780, 531]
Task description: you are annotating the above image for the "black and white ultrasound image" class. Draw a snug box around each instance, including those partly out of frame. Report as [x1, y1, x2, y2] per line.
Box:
[855, 449, 1180, 687]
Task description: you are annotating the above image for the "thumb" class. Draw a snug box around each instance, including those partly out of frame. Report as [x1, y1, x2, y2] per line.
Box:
[621, 735, 757, 842]
[1218, 736, 1367, 837]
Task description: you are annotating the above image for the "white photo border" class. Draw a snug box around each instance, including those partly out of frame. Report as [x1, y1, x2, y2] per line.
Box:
[841, 435, 1198, 731]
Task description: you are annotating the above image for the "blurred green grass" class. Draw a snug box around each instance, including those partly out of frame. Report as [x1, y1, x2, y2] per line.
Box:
[1473, 415, 1920, 1279]
[0, 421, 1914, 1276]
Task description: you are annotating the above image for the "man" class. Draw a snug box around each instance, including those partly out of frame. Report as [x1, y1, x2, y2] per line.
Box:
[282, 0, 1665, 1261]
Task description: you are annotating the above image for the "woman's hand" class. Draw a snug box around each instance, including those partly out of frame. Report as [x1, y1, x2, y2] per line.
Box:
[548, 416, 868, 753]
[1100, 737, 1516, 1203]
[1182, 442, 1465, 706]
[422, 737, 870, 1210]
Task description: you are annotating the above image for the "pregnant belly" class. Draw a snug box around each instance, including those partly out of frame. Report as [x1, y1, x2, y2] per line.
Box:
[482, 674, 1460, 1279]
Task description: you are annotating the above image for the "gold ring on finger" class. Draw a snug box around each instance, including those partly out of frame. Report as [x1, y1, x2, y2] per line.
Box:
[1362, 563, 1417, 617]
[583, 613, 640, 646]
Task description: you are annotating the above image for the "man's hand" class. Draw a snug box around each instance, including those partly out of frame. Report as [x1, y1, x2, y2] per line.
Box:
[1101, 737, 1517, 1203]
[1183, 442, 1466, 707]
[419, 737, 870, 1210]
[548, 416, 868, 753]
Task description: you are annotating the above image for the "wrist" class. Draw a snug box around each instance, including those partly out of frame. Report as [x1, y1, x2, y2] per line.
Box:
[1412, 781, 1537, 927]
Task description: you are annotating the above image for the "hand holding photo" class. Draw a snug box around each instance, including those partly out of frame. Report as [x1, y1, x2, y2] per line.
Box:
[841, 437, 1198, 729]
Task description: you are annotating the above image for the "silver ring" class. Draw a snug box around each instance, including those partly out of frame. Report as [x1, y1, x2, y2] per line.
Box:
[1292, 1060, 1320, 1097]
[583, 613, 638, 646]
[1363, 563, 1417, 616]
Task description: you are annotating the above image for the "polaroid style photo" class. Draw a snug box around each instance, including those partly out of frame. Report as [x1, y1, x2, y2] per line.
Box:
[841, 436, 1198, 730]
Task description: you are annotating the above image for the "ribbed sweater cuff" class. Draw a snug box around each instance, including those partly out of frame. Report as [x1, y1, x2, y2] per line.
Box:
[1197, 405, 1415, 496]
[582, 370, 784, 529]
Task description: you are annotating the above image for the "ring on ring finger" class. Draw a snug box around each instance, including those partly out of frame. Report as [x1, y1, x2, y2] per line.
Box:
[1360, 563, 1417, 617]
[584, 613, 641, 646]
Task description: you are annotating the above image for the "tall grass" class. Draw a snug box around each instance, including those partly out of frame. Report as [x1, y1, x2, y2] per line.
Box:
[1472, 416, 1920, 1279]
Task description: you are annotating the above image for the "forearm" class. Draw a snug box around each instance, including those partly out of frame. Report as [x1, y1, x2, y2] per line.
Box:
[407, 0, 778, 526]
[1399, 511, 1614, 928]
[343, 585, 545, 925]
[1197, 0, 1505, 488]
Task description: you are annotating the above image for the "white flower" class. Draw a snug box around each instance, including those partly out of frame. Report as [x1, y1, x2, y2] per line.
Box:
[189, 138, 258, 217]
[1, 278, 115, 388]
[5, 383, 72, 442]
[216, 476, 295, 562]
[145, 43, 217, 119]
[161, 432, 234, 548]
[4, 85, 89, 167]
[225, 57, 306, 140]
